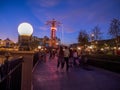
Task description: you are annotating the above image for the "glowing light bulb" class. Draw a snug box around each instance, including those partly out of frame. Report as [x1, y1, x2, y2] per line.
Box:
[18, 22, 33, 36]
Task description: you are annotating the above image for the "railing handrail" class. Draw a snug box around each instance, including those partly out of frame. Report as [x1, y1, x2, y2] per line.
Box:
[0, 57, 23, 83]
[88, 57, 120, 64]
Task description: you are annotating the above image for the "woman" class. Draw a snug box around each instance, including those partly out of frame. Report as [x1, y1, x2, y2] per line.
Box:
[73, 50, 78, 66]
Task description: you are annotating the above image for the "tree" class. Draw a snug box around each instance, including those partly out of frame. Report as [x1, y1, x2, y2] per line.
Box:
[91, 25, 102, 50]
[78, 30, 89, 46]
[108, 18, 120, 49]
[91, 25, 102, 41]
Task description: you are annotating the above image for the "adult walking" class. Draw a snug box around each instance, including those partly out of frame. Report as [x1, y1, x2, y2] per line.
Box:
[69, 48, 74, 67]
[57, 46, 64, 71]
[73, 50, 78, 66]
[63, 46, 70, 71]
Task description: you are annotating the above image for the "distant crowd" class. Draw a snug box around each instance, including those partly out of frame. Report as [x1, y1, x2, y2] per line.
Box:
[38, 46, 88, 72]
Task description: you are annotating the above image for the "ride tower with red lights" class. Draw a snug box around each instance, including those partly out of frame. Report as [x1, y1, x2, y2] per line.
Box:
[46, 19, 61, 48]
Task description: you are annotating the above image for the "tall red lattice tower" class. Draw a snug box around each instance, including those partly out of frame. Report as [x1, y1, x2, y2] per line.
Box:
[46, 19, 61, 47]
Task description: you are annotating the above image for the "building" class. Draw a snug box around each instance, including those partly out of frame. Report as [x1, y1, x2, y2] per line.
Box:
[28, 35, 59, 49]
[0, 38, 15, 48]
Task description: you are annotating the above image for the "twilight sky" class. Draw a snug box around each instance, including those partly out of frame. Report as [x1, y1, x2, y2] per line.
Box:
[0, 0, 120, 44]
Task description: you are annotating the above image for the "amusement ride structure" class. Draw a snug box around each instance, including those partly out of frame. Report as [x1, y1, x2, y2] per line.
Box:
[46, 19, 61, 47]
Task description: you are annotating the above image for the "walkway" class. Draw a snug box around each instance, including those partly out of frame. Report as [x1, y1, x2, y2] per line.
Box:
[32, 56, 120, 90]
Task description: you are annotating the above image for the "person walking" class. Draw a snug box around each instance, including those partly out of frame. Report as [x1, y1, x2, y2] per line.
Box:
[69, 48, 74, 67]
[63, 46, 70, 71]
[57, 46, 64, 71]
[73, 50, 78, 66]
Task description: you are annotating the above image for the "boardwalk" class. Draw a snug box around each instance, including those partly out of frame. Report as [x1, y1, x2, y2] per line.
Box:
[32, 56, 120, 90]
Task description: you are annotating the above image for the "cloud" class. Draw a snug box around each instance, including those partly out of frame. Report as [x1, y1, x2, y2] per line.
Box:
[29, 0, 120, 37]
[65, 0, 120, 22]
[29, 0, 60, 8]
[40, 0, 60, 7]
[39, 26, 48, 31]
[61, 25, 75, 33]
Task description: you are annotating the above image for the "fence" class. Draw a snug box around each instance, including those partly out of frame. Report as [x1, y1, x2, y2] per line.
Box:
[0, 52, 40, 90]
[33, 52, 39, 67]
[0, 57, 23, 90]
[87, 58, 120, 73]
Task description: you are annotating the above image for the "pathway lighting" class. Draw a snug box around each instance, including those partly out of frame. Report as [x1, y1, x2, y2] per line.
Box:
[77, 47, 81, 50]
[101, 48, 104, 51]
[118, 47, 120, 50]
[114, 47, 116, 49]
[38, 46, 41, 49]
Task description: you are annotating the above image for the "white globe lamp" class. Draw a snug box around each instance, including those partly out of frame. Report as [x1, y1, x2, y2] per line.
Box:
[18, 22, 33, 36]
[18, 22, 33, 51]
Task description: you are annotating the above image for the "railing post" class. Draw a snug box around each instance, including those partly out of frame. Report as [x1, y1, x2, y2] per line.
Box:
[12, 51, 34, 90]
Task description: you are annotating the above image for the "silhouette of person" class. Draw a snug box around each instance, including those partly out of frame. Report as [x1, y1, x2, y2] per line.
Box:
[57, 46, 64, 71]
[63, 46, 70, 71]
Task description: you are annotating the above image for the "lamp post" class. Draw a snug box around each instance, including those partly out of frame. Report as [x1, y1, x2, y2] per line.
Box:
[90, 34, 95, 53]
[91, 34, 94, 41]
[38, 45, 41, 52]
[91, 33, 95, 47]
[18, 22, 33, 51]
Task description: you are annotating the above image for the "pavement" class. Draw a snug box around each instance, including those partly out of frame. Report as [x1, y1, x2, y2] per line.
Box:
[32, 56, 120, 90]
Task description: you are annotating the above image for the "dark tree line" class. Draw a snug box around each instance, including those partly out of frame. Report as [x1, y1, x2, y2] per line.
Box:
[78, 18, 120, 50]
[108, 18, 120, 49]
[78, 30, 89, 46]
[78, 25, 102, 45]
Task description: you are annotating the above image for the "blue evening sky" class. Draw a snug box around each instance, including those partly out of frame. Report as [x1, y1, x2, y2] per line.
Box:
[0, 0, 120, 44]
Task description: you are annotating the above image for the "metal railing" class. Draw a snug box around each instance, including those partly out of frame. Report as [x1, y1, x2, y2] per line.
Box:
[0, 57, 23, 90]
[87, 57, 120, 73]
[33, 52, 40, 68]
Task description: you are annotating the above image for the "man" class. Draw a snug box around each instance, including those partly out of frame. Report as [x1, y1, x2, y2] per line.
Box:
[63, 46, 70, 71]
